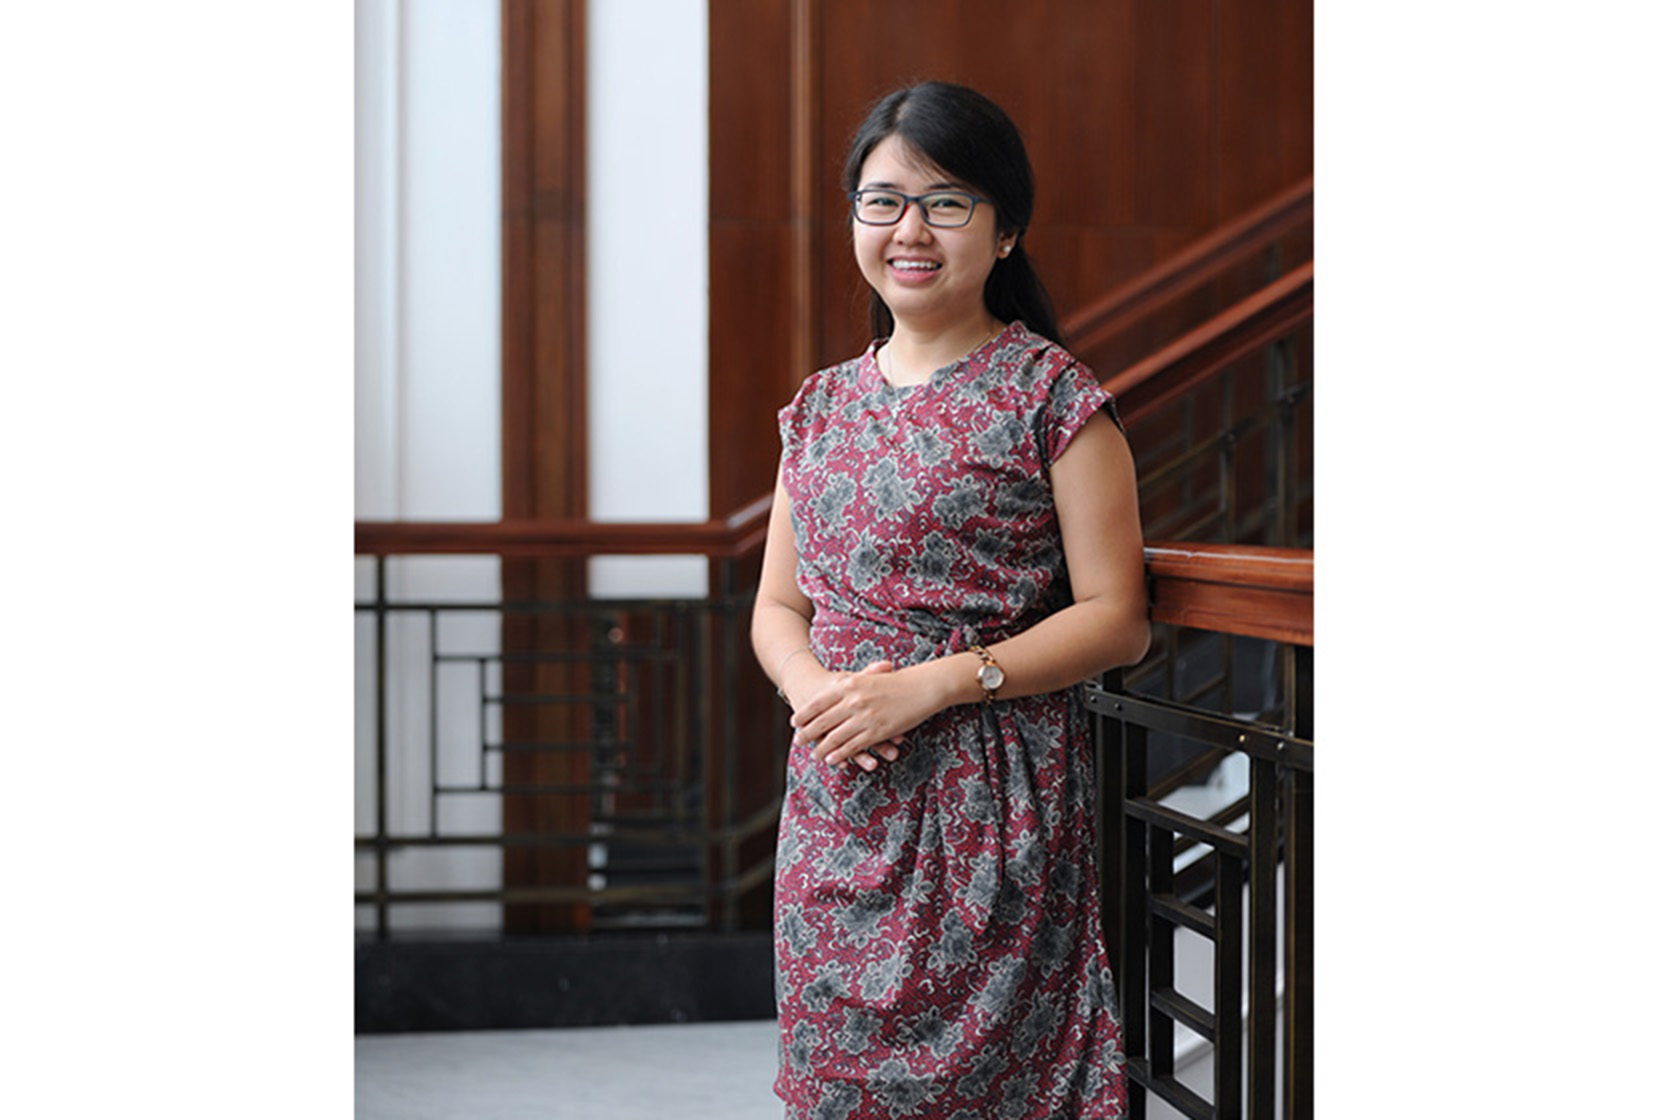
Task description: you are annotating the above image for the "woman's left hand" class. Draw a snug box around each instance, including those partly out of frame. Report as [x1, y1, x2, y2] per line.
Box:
[792, 660, 940, 771]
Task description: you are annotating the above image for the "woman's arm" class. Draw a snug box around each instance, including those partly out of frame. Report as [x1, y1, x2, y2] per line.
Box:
[749, 475, 903, 770]
[749, 475, 820, 693]
[791, 415, 1150, 767]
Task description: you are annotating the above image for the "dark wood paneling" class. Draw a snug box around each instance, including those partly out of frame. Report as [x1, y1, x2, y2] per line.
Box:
[503, 0, 588, 520]
[707, 0, 809, 521]
[1214, 0, 1315, 220]
[707, 0, 1312, 511]
[707, 0, 793, 223]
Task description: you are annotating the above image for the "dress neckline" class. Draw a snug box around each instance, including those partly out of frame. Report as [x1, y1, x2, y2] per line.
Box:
[863, 320, 1023, 396]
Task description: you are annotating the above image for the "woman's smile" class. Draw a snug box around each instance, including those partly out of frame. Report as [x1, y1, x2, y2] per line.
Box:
[886, 255, 943, 283]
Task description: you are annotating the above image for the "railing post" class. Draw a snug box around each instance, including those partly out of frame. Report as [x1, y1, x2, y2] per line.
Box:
[1146, 816, 1176, 1104]
[428, 609, 440, 838]
[1248, 752, 1279, 1120]
[1219, 369, 1236, 544]
[1264, 338, 1284, 547]
[1284, 645, 1314, 1120]
[1213, 850, 1243, 1119]
[1268, 334, 1302, 548]
[373, 555, 390, 938]
[719, 557, 741, 930]
[1094, 674, 1122, 953]
[1114, 682, 1150, 1118]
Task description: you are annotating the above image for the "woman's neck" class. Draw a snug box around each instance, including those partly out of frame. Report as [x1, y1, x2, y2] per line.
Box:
[881, 313, 1007, 387]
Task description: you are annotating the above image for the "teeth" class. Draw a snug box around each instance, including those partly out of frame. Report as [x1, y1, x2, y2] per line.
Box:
[892, 260, 940, 271]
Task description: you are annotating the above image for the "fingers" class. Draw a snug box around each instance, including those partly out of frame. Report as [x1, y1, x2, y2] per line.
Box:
[790, 661, 890, 738]
[789, 659, 908, 770]
[819, 725, 882, 769]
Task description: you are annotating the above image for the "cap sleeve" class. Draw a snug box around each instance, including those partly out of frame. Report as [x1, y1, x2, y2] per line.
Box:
[776, 366, 838, 482]
[1041, 360, 1121, 465]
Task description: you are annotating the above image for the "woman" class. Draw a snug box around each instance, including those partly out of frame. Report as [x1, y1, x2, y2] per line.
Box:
[752, 81, 1150, 1119]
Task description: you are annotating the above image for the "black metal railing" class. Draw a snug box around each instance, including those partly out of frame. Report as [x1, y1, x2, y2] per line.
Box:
[354, 548, 783, 936]
[355, 534, 1313, 1113]
[1089, 546, 1313, 1120]
[1111, 264, 1314, 555]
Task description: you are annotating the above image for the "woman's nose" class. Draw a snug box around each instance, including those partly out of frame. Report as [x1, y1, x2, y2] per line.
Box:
[892, 202, 931, 241]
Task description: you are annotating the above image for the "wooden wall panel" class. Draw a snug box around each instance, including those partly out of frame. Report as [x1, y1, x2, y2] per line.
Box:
[504, 0, 588, 520]
[1214, 0, 1315, 220]
[708, 0, 801, 520]
[709, 0, 1313, 520]
[501, 0, 592, 933]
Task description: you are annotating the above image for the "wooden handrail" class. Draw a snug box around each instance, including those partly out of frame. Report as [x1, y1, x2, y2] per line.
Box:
[1062, 176, 1312, 357]
[354, 524, 1311, 646]
[354, 511, 769, 559]
[1143, 542, 1313, 646]
[1104, 261, 1313, 427]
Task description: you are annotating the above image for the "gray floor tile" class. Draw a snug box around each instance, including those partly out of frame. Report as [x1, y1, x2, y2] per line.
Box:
[356, 1020, 783, 1120]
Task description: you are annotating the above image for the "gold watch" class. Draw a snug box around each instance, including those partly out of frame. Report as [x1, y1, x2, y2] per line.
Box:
[971, 644, 1005, 703]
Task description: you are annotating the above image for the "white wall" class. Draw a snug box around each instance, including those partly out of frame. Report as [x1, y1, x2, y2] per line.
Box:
[355, 0, 504, 932]
[354, 0, 500, 522]
[586, 0, 710, 599]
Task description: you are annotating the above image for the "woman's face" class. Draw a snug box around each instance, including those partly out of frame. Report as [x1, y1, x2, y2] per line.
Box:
[851, 134, 1011, 335]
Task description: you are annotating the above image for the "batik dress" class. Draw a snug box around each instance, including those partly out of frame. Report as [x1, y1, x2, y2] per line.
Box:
[772, 321, 1128, 1119]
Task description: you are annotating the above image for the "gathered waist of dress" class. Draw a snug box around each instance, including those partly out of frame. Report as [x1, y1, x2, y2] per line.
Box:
[808, 605, 1026, 670]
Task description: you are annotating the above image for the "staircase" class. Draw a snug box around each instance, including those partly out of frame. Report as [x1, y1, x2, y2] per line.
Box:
[581, 178, 1315, 931]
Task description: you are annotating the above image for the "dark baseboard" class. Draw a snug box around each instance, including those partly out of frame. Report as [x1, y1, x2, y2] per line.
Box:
[355, 930, 776, 1035]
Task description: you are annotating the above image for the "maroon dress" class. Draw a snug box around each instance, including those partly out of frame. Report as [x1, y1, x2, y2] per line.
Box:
[772, 322, 1128, 1119]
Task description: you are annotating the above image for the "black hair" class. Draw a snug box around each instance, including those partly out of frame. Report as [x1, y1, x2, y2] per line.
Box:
[842, 81, 1063, 346]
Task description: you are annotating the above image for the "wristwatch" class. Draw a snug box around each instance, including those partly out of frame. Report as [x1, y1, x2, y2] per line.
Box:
[971, 644, 1005, 703]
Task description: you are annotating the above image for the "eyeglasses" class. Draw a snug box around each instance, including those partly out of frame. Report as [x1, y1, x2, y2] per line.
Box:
[848, 188, 992, 228]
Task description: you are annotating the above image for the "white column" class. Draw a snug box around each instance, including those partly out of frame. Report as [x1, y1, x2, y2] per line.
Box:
[586, 0, 710, 598]
[355, 0, 503, 932]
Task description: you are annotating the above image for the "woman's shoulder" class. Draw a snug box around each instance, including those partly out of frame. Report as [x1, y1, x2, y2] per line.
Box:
[778, 349, 869, 440]
[988, 322, 1120, 457]
[991, 321, 1099, 399]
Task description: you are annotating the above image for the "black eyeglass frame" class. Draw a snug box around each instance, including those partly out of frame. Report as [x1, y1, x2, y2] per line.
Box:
[847, 188, 994, 229]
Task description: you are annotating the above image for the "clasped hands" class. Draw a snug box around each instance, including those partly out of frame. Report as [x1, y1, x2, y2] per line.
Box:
[787, 660, 938, 772]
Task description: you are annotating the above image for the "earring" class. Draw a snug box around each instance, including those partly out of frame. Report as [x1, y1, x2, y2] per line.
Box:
[1001, 243, 1013, 257]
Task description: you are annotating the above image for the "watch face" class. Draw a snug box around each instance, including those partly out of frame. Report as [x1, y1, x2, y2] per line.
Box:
[979, 663, 1005, 691]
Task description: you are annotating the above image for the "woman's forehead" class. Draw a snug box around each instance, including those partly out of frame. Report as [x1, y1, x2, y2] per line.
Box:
[859, 134, 962, 188]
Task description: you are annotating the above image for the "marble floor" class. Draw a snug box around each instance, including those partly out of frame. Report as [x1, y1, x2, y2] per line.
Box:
[355, 1019, 784, 1120]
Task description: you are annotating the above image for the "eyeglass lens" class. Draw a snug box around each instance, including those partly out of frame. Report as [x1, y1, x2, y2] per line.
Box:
[852, 190, 976, 227]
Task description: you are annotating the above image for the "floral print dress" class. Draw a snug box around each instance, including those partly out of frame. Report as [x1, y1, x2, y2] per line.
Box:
[773, 321, 1128, 1119]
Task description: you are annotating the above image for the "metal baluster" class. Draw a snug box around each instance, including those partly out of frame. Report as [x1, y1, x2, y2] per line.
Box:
[1220, 370, 1236, 544]
[1284, 646, 1314, 1120]
[478, 656, 489, 790]
[373, 556, 390, 938]
[1114, 687, 1150, 1119]
[1248, 752, 1279, 1120]
[1147, 818, 1177, 1099]
[428, 609, 439, 837]
[698, 571, 718, 927]
[1213, 850, 1242, 1119]
[720, 558, 741, 930]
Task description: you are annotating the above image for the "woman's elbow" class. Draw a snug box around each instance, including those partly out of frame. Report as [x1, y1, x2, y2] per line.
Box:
[1082, 598, 1150, 673]
[1100, 598, 1151, 670]
[1114, 615, 1151, 668]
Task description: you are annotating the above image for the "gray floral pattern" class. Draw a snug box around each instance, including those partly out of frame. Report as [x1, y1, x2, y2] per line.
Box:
[772, 323, 1128, 1118]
